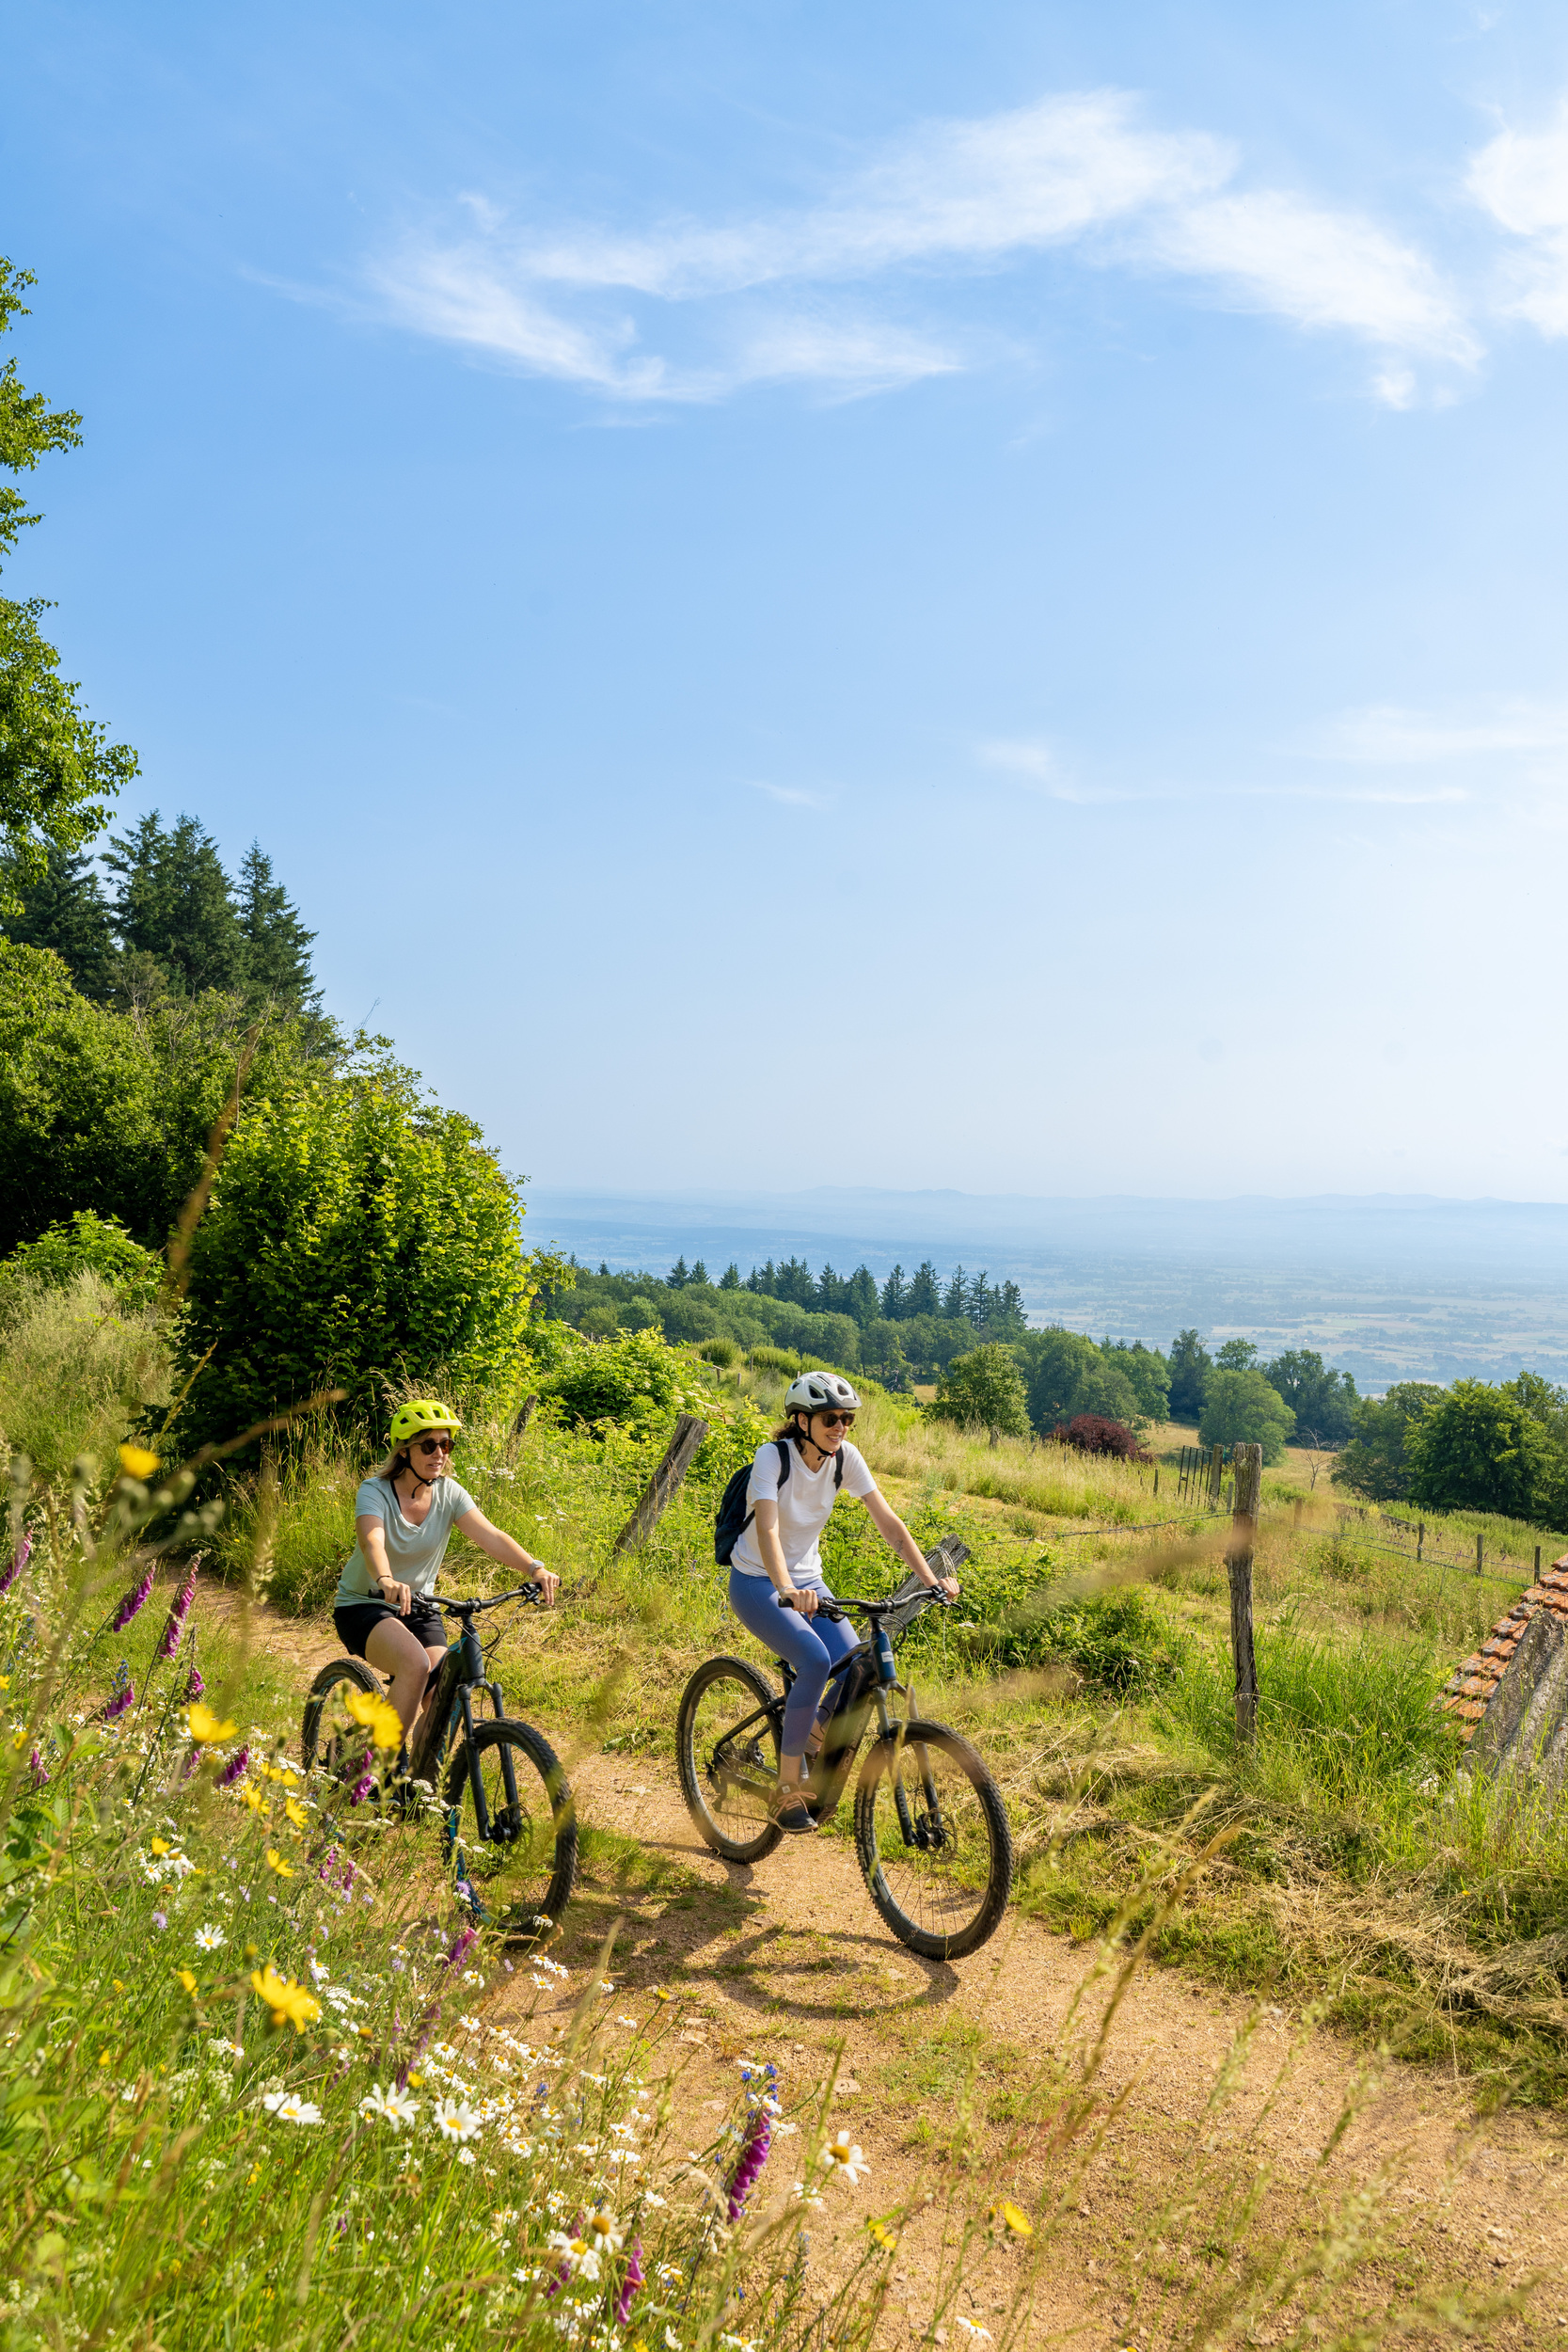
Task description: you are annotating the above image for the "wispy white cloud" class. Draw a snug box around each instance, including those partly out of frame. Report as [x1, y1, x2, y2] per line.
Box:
[1312, 701, 1568, 764]
[1466, 101, 1568, 335]
[980, 736, 1469, 804]
[361, 87, 1475, 405]
[750, 780, 828, 808]
[1141, 190, 1479, 368]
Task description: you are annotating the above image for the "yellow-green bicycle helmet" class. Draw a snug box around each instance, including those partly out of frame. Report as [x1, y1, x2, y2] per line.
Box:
[388, 1399, 463, 1447]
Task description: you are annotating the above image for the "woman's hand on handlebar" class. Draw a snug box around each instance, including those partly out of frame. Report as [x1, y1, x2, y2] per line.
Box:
[779, 1586, 819, 1618]
[533, 1567, 561, 1606]
[379, 1577, 413, 1615]
[929, 1574, 960, 1601]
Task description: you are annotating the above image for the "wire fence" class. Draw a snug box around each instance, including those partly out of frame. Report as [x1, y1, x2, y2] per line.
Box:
[1033, 1486, 1554, 1594]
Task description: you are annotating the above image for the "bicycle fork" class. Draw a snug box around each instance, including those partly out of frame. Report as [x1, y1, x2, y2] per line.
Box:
[879, 1688, 949, 1853]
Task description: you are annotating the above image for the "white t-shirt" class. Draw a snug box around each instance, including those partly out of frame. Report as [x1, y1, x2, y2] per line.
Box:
[729, 1438, 878, 1581]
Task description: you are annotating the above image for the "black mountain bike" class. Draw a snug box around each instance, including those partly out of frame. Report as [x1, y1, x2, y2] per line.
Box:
[301, 1584, 578, 1940]
[676, 1581, 1013, 1960]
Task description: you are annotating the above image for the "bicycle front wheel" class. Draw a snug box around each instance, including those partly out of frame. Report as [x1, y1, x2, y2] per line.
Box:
[443, 1718, 578, 1943]
[301, 1656, 382, 1778]
[676, 1656, 784, 1864]
[853, 1720, 1013, 1960]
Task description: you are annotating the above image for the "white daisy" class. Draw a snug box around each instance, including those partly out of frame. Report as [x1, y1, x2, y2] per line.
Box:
[261, 2091, 323, 2125]
[194, 1925, 226, 1951]
[433, 2096, 481, 2143]
[359, 2082, 420, 2127]
[819, 2131, 869, 2185]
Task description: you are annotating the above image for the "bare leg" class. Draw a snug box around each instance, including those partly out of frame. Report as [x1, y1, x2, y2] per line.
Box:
[364, 1616, 439, 1739]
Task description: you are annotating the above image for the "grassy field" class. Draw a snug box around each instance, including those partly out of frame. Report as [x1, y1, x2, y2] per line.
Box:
[8, 1281, 1568, 2347]
[187, 1347, 1568, 2111]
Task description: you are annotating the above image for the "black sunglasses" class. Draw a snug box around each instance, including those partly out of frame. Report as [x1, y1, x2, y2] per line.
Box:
[816, 1411, 856, 1430]
[414, 1433, 455, 1454]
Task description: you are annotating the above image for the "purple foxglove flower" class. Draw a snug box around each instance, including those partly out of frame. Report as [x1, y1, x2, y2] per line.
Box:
[616, 2240, 645, 2326]
[443, 1925, 478, 1973]
[109, 1564, 155, 1632]
[217, 1744, 250, 1788]
[101, 1668, 135, 1722]
[183, 1663, 205, 1701]
[0, 1530, 32, 1599]
[725, 2110, 772, 2222]
[349, 1769, 374, 1805]
[27, 1747, 48, 1789]
[156, 1566, 198, 1660]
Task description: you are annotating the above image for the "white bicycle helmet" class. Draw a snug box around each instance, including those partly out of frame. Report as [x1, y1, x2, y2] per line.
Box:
[784, 1370, 863, 1417]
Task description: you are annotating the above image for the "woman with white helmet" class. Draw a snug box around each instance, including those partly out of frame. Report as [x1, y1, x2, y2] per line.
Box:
[726, 1370, 959, 1835]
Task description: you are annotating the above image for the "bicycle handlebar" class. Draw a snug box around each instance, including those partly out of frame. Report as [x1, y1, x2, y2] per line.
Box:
[772, 1588, 952, 1625]
[435, 1582, 544, 1617]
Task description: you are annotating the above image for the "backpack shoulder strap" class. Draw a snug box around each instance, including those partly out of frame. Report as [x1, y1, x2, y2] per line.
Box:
[833, 1447, 845, 1489]
[776, 1438, 792, 1486]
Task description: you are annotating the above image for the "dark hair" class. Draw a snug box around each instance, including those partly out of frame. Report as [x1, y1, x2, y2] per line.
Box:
[770, 1415, 809, 1445]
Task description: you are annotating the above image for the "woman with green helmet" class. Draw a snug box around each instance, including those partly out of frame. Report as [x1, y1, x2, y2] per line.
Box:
[333, 1399, 559, 1743]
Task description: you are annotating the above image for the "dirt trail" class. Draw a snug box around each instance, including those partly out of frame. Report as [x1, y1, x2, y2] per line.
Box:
[230, 1595, 1568, 2346]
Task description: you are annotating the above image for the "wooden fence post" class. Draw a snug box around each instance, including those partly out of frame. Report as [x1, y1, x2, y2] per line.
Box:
[611, 1414, 710, 1557]
[1536, 1545, 1543, 1580]
[1417, 1520, 1424, 1563]
[1227, 1442, 1262, 1742]
[513, 1394, 538, 1442]
[1475, 1532, 1483, 1579]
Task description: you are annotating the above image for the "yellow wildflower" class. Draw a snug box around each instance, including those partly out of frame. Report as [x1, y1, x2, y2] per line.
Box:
[344, 1689, 404, 1752]
[119, 1444, 161, 1480]
[263, 1848, 295, 1880]
[0, 1676, 9, 1691]
[187, 1702, 237, 1744]
[98, 2051, 110, 2067]
[261, 1761, 299, 1786]
[150, 1836, 172, 1856]
[250, 1965, 322, 2033]
[996, 2200, 1034, 2238]
[177, 1968, 198, 1994]
[238, 1785, 268, 1815]
[284, 1797, 309, 1829]
[868, 2219, 898, 2252]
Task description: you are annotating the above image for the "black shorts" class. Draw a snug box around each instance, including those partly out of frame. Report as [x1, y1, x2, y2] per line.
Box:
[333, 1600, 447, 1661]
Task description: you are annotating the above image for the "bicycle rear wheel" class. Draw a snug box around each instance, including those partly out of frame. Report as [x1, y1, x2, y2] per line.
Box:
[853, 1720, 1013, 1960]
[301, 1656, 382, 1778]
[676, 1656, 784, 1863]
[443, 1718, 577, 1943]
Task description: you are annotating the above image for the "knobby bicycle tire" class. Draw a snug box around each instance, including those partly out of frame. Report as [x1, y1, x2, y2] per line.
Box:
[300, 1655, 382, 1774]
[676, 1655, 784, 1864]
[853, 1719, 1013, 1960]
[443, 1716, 578, 1943]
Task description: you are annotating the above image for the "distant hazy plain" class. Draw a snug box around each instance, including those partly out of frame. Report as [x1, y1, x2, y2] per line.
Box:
[522, 1190, 1568, 1391]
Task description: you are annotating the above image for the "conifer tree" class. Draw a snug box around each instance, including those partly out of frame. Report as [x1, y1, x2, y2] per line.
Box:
[0, 840, 117, 997]
[103, 810, 244, 995]
[236, 839, 320, 1015]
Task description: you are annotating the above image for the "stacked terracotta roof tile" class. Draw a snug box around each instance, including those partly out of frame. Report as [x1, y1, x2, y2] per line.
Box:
[1440, 1555, 1568, 1740]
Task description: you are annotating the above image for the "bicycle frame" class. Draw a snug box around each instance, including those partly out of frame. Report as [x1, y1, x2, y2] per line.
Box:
[407, 1607, 519, 1843]
[707, 1597, 955, 1848]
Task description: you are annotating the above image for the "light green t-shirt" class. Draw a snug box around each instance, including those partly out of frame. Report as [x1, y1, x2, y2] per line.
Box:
[334, 1475, 478, 1608]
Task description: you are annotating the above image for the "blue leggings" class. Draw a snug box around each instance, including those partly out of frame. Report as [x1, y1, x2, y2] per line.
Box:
[727, 1568, 863, 1759]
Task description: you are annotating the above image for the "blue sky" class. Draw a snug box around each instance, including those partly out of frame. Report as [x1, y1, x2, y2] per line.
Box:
[9, 1, 1568, 1204]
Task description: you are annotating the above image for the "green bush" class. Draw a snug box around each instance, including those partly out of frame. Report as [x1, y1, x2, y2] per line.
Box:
[930, 1343, 1031, 1441]
[541, 1327, 707, 1432]
[1407, 1378, 1558, 1519]
[175, 1046, 533, 1453]
[0, 1206, 163, 1311]
[699, 1336, 739, 1367]
[1198, 1367, 1295, 1464]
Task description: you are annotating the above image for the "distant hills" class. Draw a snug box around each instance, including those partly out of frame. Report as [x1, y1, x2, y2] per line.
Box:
[522, 1188, 1568, 1390]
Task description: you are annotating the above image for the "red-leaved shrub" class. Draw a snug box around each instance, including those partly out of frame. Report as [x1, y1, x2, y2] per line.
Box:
[1054, 1413, 1152, 1463]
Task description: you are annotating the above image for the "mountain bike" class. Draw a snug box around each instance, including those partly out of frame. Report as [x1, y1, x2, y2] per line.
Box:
[676, 1581, 1013, 1960]
[301, 1584, 577, 1941]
